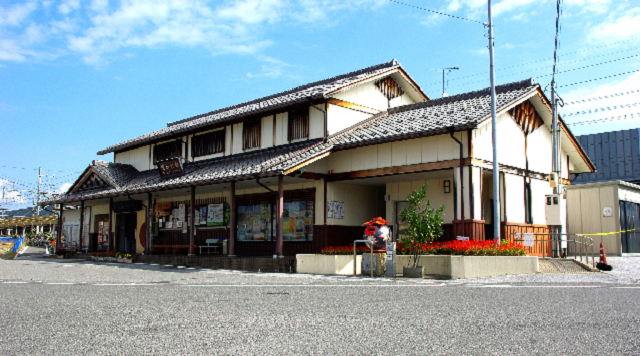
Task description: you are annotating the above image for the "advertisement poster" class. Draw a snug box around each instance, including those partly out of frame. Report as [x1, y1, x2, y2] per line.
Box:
[289, 217, 297, 233]
[199, 207, 207, 225]
[194, 210, 200, 225]
[283, 203, 290, 218]
[289, 202, 299, 217]
[178, 204, 185, 222]
[238, 227, 247, 240]
[296, 218, 304, 232]
[166, 221, 173, 229]
[304, 219, 312, 233]
[261, 204, 270, 218]
[207, 203, 224, 226]
[327, 201, 345, 219]
[283, 218, 290, 233]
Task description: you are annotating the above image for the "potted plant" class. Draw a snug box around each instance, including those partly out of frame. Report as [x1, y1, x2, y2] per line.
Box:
[399, 184, 445, 278]
[123, 254, 133, 263]
[116, 252, 124, 263]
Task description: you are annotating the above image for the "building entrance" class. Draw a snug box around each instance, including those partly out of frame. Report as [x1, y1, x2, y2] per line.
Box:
[115, 213, 137, 254]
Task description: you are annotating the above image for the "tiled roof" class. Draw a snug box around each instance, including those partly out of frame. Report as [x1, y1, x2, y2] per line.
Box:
[97, 59, 417, 155]
[44, 140, 331, 204]
[327, 79, 540, 146]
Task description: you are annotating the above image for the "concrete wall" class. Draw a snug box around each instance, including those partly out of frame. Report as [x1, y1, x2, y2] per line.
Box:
[297, 254, 362, 275]
[326, 182, 385, 226]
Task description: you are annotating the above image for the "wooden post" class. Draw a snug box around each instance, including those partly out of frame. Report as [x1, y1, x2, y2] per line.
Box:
[57, 205, 64, 250]
[79, 200, 85, 252]
[276, 175, 284, 257]
[228, 181, 236, 256]
[107, 198, 113, 252]
[147, 192, 152, 254]
[323, 179, 327, 225]
[189, 186, 195, 256]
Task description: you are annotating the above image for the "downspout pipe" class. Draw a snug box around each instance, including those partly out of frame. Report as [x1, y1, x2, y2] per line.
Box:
[256, 177, 274, 193]
[449, 129, 465, 238]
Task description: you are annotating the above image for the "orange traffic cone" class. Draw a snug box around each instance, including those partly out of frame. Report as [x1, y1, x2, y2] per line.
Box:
[599, 243, 608, 265]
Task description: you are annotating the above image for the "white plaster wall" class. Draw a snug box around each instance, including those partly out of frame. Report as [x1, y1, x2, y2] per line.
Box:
[386, 178, 455, 225]
[455, 167, 472, 220]
[471, 166, 483, 220]
[309, 104, 325, 140]
[274, 112, 288, 146]
[261, 116, 274, 149]
[527, 124, 553, 173]
[325, 133, 467, 174]
[473, 113, 525, 169]
[326, 182, 385, 226]
[232, 123, 243, 153]
[389, 93, 416, 108]
[327, 104, 371, 136]
[504, 173, 525, 223]
[115, 145, 150, 172]
[331, 81, 389, 111]
[531, 179, 553, 225]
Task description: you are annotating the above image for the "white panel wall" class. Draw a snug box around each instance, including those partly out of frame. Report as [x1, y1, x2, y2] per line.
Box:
[115, 145, 150, 172]
[225, 126, 232, 155]
[309, 105, 325, 139]
[389, 93, 416, 108]
[331, 81, 389, 111]
[471, 166, 482, 220]
[527, 124, 553, 173]
[455, 167, 472, 220]
[274, 112, 288, 146]
[531, 179, 552, 225]
[386, 178, 455, 224]
[504, 173, 525, 223]
[261, 116, 274, 149]
[327, 104, 371, 136]
[473, 113, 525, 169]
[232, 123, 243, 153]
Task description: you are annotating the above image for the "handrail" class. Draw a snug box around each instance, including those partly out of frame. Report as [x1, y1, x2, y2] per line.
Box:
[512, 232, 597, 268]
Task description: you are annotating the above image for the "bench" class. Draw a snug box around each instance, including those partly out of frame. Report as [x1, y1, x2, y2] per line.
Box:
[199, 239, 221, 255]
[151, 245, 197, 255]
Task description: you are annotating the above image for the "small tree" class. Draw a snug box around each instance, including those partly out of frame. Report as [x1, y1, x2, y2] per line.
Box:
[399, 184, 445, 268]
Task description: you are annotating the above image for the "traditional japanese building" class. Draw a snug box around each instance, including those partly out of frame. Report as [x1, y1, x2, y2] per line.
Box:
[42, 60, 594, 261]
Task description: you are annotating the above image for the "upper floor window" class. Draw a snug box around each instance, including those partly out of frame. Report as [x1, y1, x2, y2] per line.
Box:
[243, 118, 261, 150]
[192, 130, 225, 157]
[153, 140, 182, 165]
[288, 107, 309, 141]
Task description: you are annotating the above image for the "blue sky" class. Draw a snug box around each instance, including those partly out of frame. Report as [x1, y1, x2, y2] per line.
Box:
[1, 0, 639, 209]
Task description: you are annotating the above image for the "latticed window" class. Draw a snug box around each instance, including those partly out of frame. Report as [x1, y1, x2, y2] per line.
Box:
[153, 140, 182, 165]
[191, 130, 225, 157]
[288, 107, 309, 141]
[375, 77, 404, 100]
[243, 118, 261, 150]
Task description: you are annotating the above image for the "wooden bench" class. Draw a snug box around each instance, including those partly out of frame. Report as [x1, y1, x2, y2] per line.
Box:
[151, 245, 197, 255]
[199, 239, 221, 255]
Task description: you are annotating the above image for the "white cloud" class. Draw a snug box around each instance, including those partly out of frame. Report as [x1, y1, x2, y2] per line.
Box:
[58, 0, 81, 15]
[57, 183, 72, 194]
[0, 179, 27, 206]
[0, 1, 38, 27]
[564, 0, 613, 14]
[588, 7, 640, 44]
[246, 55, 291, 78]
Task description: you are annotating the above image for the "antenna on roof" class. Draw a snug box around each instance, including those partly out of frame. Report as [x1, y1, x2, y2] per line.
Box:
[427, 67, 459, 98]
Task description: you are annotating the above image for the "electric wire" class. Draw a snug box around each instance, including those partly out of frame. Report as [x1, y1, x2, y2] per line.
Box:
[563, 89, 640, 106]
[566, 113, 639, 126]
[562, 102, 640, 117]
[559, 70, 640, 88]
[387, 0, 484, 24]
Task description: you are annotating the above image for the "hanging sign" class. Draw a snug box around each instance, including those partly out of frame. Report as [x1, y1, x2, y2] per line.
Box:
[112, 200, 142, 213]
[207, 203, 225, 226]
[158, 158, 184, 178]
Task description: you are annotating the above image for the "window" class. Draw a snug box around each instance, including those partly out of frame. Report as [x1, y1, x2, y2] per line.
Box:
[243, 118, 261, 150]
[191, 130, 225, 157]
[235, 189, 315, 242]
[153, 140, 182, 165]
[288, 107, 309, 141]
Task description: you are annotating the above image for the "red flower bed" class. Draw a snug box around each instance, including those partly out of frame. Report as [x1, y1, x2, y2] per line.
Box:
[397, 240, 527, 256]
[320, 246, 368, 255]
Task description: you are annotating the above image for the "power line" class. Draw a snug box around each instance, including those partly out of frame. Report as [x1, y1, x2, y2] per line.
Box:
[563, 89, 640, 106]
[562, 101, 640, 117]
[559, 70, 640, 88]
[566, 112, 639, 126]
[387, 0, 484, 24]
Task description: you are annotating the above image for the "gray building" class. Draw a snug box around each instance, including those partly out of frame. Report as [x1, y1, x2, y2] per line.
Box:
[571, 128, 640, 185]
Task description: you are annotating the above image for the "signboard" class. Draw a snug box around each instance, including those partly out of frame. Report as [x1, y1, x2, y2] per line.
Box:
[327, 201, 344, 219]
[112, 200, 142, 213]
[603, 206, 613, 217]
[158, 158, 184, 178]
[523, 233, 534, 247]
[178, 204, 185, 222]
[207, 203, 225, 226]
[456, 236, 469, 241]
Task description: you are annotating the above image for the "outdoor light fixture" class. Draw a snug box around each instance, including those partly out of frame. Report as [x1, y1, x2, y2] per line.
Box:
[443, 180, 451, 194]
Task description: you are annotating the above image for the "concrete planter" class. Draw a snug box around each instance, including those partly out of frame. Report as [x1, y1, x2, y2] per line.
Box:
[396, 255, 539, 279]
[116, 257, 124, 263]
[297, 254, 362, 275]
[123, 258, 133, 264]
[403, 267, 424, 278]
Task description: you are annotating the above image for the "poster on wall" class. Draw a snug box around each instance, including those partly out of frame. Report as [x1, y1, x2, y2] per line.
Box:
[207, 203, 225, 226]
[327, 201, 345, 219]
[199, 207, 207, 224]
[178, 204, 186, 222]
[194, 210, 200, 225]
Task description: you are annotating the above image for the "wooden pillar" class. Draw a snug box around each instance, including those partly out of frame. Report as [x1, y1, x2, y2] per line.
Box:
[147, 192, 152, 254]
[323, 179, 327, 225]
[57, 206, 63, 249]
[189, 186, 195, 256]
[79, 200, 85, 251]
[107, 198, 113, 252]
[276, 175, 284, 257]
[228, 181, 236, 256]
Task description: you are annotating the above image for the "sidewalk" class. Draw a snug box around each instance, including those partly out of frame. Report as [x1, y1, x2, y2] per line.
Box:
[15, 246, 47, 259]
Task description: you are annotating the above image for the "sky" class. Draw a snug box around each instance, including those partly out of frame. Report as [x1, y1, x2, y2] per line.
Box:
[1, 0, 639, 210]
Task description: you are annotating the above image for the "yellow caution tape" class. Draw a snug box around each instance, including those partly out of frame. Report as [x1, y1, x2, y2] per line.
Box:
[579, 228, 640, 236]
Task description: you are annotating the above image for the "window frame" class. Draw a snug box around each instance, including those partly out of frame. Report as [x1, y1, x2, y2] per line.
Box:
[153, 140, 183, 165]
[242, 118, 261, 150]
[191, 129, 225, 158]
[288, 107, 310, 142]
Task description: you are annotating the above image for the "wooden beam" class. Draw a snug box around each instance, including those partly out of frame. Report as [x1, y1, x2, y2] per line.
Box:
[228, 181, 236, 256]
[327, 159, 470, 181]
[326, 98, 381, 115]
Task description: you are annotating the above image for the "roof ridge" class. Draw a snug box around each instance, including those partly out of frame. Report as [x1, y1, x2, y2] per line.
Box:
[388, 78, 537, 115]
[166, 59, 400, 127]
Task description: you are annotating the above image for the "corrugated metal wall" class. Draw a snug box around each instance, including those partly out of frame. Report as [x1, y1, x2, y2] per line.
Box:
[572, 129, 640, 184]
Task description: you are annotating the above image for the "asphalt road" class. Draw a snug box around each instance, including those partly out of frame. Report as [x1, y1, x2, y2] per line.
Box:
[2, 257, 640, 355]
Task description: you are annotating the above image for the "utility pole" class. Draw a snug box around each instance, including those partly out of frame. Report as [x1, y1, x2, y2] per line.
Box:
[427, 67, 459, 97]
[487, 0, 500, 244]
[551, 0, 564, 257]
